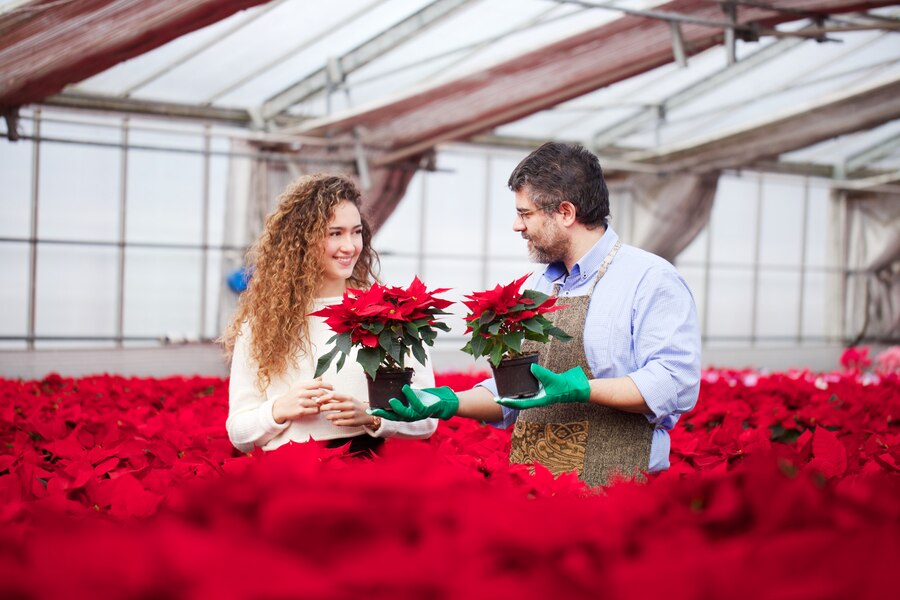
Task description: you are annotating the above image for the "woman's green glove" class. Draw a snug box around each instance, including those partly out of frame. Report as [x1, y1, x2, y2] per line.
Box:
[495, 364, 591, 409]
[369, 385, 459, 421]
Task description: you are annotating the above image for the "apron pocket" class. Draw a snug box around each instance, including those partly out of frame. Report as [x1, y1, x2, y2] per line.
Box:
[510, 420, 589, 477]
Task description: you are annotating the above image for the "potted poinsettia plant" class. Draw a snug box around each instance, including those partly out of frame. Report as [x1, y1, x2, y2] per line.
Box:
[311, 277, 452, 409]
[461, 274, 571, 398]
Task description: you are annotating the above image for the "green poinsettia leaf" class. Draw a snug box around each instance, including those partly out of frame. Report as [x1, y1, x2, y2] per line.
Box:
[478, 310, 495, 326]
[335, 351, 347, 373]
[335, 332, 352, 354]
[356, 347, 382, 379]
[489, 343, 505, 368]
[470, 334, 487, 357]
[523, 289, 550, 306]
[410, 341, 427, 366]
[502, 331, 524, 354]
[380, 330, 404, 364]
[314, 346, 339, 378]
[548, 326, 572, 341]
[521, 317, 544, 334]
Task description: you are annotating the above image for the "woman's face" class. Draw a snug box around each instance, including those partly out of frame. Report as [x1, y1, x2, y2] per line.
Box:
[319, 201, 363, 295]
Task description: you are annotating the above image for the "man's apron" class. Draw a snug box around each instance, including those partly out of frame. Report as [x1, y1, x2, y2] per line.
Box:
[510, 241, 653, 486]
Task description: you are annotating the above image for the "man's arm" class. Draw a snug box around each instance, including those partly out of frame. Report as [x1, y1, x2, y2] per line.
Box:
[456, 386, 504, 421]
[371, 384, 503, 422]
[626, 267, 701, 424]
[587, 376, 650, 414]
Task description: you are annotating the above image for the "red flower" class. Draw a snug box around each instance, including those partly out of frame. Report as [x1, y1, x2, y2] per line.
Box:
[460, 274, 570, 367]
[309, 277, 452, 378]
[2, 368, 900, 598]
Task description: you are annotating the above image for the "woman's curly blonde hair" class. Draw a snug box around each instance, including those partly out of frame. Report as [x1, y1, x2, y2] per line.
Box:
[221, 173, 378, 389]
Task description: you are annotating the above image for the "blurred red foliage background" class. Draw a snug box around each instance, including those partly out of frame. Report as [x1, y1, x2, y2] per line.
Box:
[1, 361, 898, 599]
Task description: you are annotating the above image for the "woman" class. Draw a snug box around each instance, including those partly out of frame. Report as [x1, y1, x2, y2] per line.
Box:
[223, 174, 437, 454]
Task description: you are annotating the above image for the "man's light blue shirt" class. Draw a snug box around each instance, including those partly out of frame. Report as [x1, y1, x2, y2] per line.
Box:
[482, 226, 701, 472]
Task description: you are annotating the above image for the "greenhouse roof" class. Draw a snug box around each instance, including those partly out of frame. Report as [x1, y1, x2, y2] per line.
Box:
[1, 0, 899, 178]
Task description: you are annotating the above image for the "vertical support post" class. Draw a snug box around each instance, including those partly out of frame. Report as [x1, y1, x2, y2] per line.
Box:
[670, 22, 688, 67]
[26, 109, 41, 350]
[480, 154, 492, 290]
[115, 118, 129, 348]
[199, 125, 211, 340]
[701, 213, 713, 345]
[832, 189, 849, 343]
[417, 173, 427, 278]
[325, 56, 342, 116]
[723, 2, 737, 66]
[257, 158, 269, 228]
[797, 177, 810, 344]
[750, 174, 763, 346]
[353, 127, 371, 191]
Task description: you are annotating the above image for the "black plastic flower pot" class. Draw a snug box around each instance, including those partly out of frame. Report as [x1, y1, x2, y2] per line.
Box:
[491, 353, 540, 399]
[366, 367, 414, 410]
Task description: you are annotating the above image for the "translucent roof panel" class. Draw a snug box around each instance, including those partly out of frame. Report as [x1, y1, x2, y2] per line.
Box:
[782, 119, 900, 168]
[19, 0, 896, 174]
[77, 0, 433, 106]
[496, 26, 900, 159]
[71, 0, 669, 112]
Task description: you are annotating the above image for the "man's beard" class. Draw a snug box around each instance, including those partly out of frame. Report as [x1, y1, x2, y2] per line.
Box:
[524, 220, 569, 264]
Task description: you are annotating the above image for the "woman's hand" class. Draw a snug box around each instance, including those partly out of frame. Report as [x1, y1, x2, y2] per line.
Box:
[271, 378, 333, 424]
[318, 391, 377, 429]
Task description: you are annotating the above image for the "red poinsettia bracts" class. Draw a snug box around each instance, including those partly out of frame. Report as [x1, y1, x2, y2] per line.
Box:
[310, 277, 453, 378]
[461, 274, 570, 366]
[840, 346, 872, 373]
[0, 367, 898, 598]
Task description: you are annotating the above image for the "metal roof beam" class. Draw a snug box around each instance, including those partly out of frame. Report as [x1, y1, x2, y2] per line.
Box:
[831, 169, 900, 193]
[624, 75, 900, 172]
[844, 131, 900, 171]
[38, 90, 311, 129]
[118, 0, 289, 98]
[261, 0, 475, 121]
[202, 0, 390, 105]
[550, 0, 757, 30]
[0, 0, 270, 108]
[591, 32, 808, 149]
[286, 0, 896, 168]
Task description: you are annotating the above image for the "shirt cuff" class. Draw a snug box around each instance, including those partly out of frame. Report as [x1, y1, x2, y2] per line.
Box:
[259, 397, 291, 435]
[473, 377, 515, 429]
[476, 376, 497, 397]
[628, 364, 679, 425]
[648, 429, 670, 472]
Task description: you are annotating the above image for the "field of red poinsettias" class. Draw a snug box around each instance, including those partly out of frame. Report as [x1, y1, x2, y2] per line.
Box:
[1, 365, 899, 599]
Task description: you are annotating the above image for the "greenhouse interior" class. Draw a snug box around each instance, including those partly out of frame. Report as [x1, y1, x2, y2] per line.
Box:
[1, 0, 899, 597]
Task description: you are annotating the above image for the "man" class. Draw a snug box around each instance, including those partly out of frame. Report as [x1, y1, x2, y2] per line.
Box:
[372, 142, 701, 486]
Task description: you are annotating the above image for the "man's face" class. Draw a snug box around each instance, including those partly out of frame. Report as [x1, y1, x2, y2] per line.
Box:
[512, 188, 570, 264]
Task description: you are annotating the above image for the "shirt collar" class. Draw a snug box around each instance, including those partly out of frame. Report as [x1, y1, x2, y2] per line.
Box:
[544, 225, 619, 284]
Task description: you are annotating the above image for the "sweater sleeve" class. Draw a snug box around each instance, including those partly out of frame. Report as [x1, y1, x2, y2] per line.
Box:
[366, 348, 438, 440]
[225, 324, 290, 452]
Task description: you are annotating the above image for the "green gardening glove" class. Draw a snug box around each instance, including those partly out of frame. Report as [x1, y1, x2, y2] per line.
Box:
[495, 364, 591, 409]
[369, 385, 459, 421]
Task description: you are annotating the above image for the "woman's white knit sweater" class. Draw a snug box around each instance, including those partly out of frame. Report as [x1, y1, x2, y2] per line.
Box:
[226, 297, 438, 453]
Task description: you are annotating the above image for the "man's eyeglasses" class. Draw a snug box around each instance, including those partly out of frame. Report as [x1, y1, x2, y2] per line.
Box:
[515, 207, 543, 221]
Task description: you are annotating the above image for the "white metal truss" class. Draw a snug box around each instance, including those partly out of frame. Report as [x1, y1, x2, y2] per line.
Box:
[260, 0, 477, 121]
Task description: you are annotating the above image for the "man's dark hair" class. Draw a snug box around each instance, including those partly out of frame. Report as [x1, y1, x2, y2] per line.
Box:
[507, 142, 609, 229]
